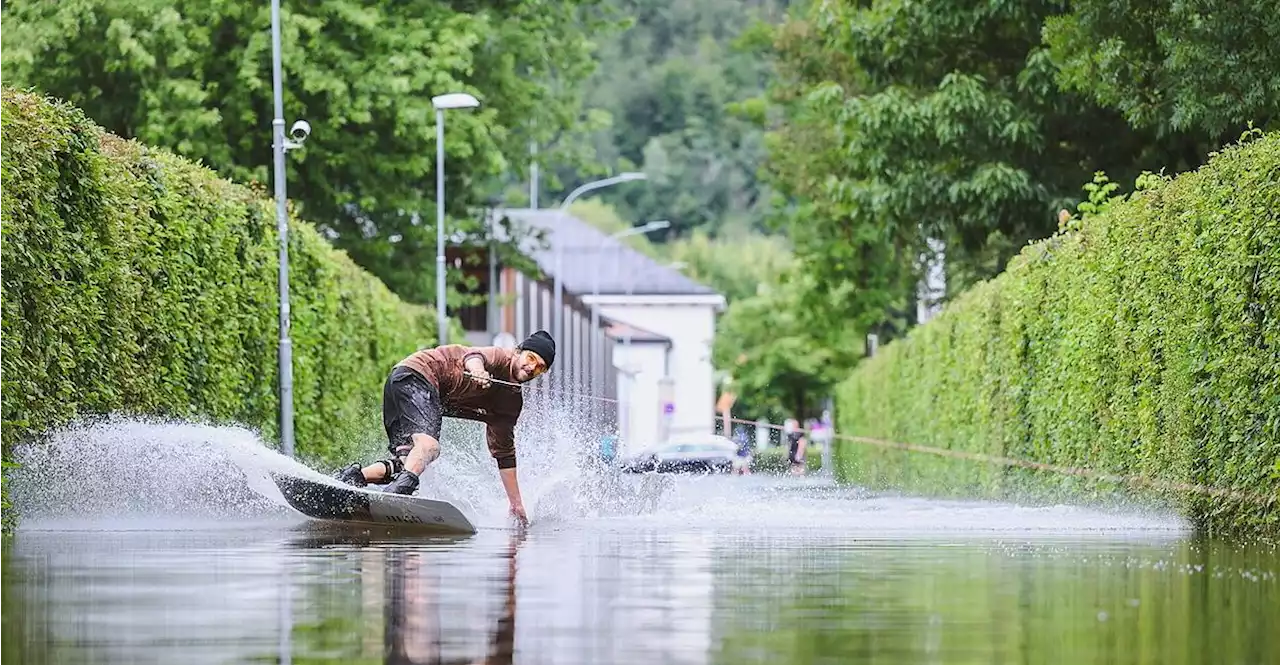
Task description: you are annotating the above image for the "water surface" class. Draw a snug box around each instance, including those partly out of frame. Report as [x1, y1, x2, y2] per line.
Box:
[3, 419, 1276, 664]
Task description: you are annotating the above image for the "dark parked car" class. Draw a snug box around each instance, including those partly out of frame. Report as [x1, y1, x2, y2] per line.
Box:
[619, 436, 738, 474]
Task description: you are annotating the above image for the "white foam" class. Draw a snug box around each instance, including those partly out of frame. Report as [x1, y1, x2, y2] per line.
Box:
[7, 412, 1192, 538]
[5, 410, 682, 531]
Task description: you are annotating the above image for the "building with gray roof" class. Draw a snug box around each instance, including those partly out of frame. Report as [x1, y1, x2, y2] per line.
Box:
[449, 207, 724, 448]
[495, 208, 719, 297]
[487, 208, 725, 450]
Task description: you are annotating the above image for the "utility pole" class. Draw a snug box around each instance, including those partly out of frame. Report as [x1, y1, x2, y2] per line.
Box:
[271, 0, 311, 457]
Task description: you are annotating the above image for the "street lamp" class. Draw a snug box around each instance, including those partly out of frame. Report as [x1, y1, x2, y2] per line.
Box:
[271, 0, 313, 458]
[553, 172, 646, 343]
[432, 92, 481, 345]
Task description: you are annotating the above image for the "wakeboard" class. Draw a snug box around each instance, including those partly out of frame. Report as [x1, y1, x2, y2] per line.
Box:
[269, 472, 477, 535]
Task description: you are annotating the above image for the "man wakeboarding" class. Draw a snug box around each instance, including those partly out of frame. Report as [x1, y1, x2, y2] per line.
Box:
[333, 330, 556, 526]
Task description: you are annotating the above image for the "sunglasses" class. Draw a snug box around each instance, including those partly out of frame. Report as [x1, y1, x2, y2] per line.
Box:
[523, 351, 548, 377]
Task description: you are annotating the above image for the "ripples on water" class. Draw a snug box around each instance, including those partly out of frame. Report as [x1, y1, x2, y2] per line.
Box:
[3, 417, 1277, 664]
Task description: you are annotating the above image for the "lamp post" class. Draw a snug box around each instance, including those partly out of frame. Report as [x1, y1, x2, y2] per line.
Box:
[271, 0, 312, 458]
[553, 172, 646, 344]
[431, 93, 481, 346]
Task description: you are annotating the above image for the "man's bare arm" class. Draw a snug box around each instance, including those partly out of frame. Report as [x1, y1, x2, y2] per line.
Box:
[463, 352, 490, 387]
[499, 467, 527, 527]
[486, 419, 525, 526]
[464, 346, 518, 387]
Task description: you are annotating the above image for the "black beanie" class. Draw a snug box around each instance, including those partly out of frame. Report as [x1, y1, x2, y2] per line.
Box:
[518, 330, 556, 368]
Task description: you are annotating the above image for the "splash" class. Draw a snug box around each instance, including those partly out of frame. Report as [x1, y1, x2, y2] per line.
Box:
[4, 405, 681, 531]
[413, 392, 678, 524]
[5, 406, 1191, 538]
[8, 416, 304, 528]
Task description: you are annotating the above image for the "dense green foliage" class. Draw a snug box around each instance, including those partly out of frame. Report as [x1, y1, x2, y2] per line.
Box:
[753, 0, 1217, 342]
[718, 0, 1280, 427]
[531, 0, 809, 418]
[6, 0, 1279, 535]
[541, 0, 788, 237]
[1, 90, 437, 519]
[834, 131, 1280, 535]
[713, 271, 850, 421]
[1, 0, 603, 306]
[0, 0, 806, 420]
[1044, 0, 1280, 138]
[665, 229, 793, 304]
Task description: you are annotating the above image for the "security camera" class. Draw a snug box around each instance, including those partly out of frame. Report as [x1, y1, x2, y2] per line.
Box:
[289, 120, 311, 142]
[282, 119, 312, 152]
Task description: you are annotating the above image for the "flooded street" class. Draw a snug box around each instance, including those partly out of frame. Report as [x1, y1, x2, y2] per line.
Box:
[3, 421, 1278, 664]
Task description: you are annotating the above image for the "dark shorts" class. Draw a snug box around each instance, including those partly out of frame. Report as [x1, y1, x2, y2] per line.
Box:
[787, 435, 803, 465]
[382, 366, 443, 458]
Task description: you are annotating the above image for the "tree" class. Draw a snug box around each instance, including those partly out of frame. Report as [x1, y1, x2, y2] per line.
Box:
[543, 0, 789, 237]
[1, 0, 606, 305]
[665, 228, 794, 303]
[1043, 0, 1280, 138]
[712, 270, 852, 421]
[748, 0, 1206, 340]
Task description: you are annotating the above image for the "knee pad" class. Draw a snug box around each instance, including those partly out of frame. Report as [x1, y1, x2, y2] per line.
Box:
[395, 437, 440, 461]
[376, 458, 403, 479]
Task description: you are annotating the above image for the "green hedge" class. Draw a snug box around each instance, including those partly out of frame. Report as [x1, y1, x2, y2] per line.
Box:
[1, 89, 438, 526]
[750, 445, 823, 474]
[835, 131, 1280, 536]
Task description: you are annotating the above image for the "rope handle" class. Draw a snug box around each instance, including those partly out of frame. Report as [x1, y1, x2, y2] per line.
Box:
[463, 370, 522, 388]
[462, 371, 620, 403]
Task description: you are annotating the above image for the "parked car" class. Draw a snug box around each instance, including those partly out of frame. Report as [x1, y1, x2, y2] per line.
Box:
[619, 435, 738, 474]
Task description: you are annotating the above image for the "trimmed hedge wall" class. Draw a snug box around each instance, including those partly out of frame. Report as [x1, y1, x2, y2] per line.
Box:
[835, 131, 1280, 536]
[1, 89, 437, 520]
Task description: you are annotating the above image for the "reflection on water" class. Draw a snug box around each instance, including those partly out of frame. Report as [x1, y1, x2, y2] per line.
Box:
[329, 530, 520, 665]
[6, 419, 1275, 664]
[3, 516, 1278, 665]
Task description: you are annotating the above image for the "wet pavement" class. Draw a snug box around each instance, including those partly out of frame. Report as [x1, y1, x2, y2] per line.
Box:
[3, 421, 1276, 664]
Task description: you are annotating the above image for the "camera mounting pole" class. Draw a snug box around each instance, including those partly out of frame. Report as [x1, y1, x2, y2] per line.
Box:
[271, 0, 312, 459]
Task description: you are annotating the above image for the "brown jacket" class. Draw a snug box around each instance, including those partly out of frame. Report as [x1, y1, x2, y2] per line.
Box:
[397, 344, 524, 468]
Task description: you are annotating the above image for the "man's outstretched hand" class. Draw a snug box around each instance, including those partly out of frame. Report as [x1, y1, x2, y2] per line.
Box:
[509, 503, 528, 529]
[499, 467, 527, 529]
[465, 358, 492, 388]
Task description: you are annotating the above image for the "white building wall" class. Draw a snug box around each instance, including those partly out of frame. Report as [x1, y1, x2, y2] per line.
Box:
[598, 303, 718, 449]
[611, 342, 668, 452]
[917, 236, 947, 324]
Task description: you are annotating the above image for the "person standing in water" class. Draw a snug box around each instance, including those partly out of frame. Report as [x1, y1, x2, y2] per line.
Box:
[732, 426, 753, 475]
[784, 418, 808, 476]
[333, 330, 556, 526]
